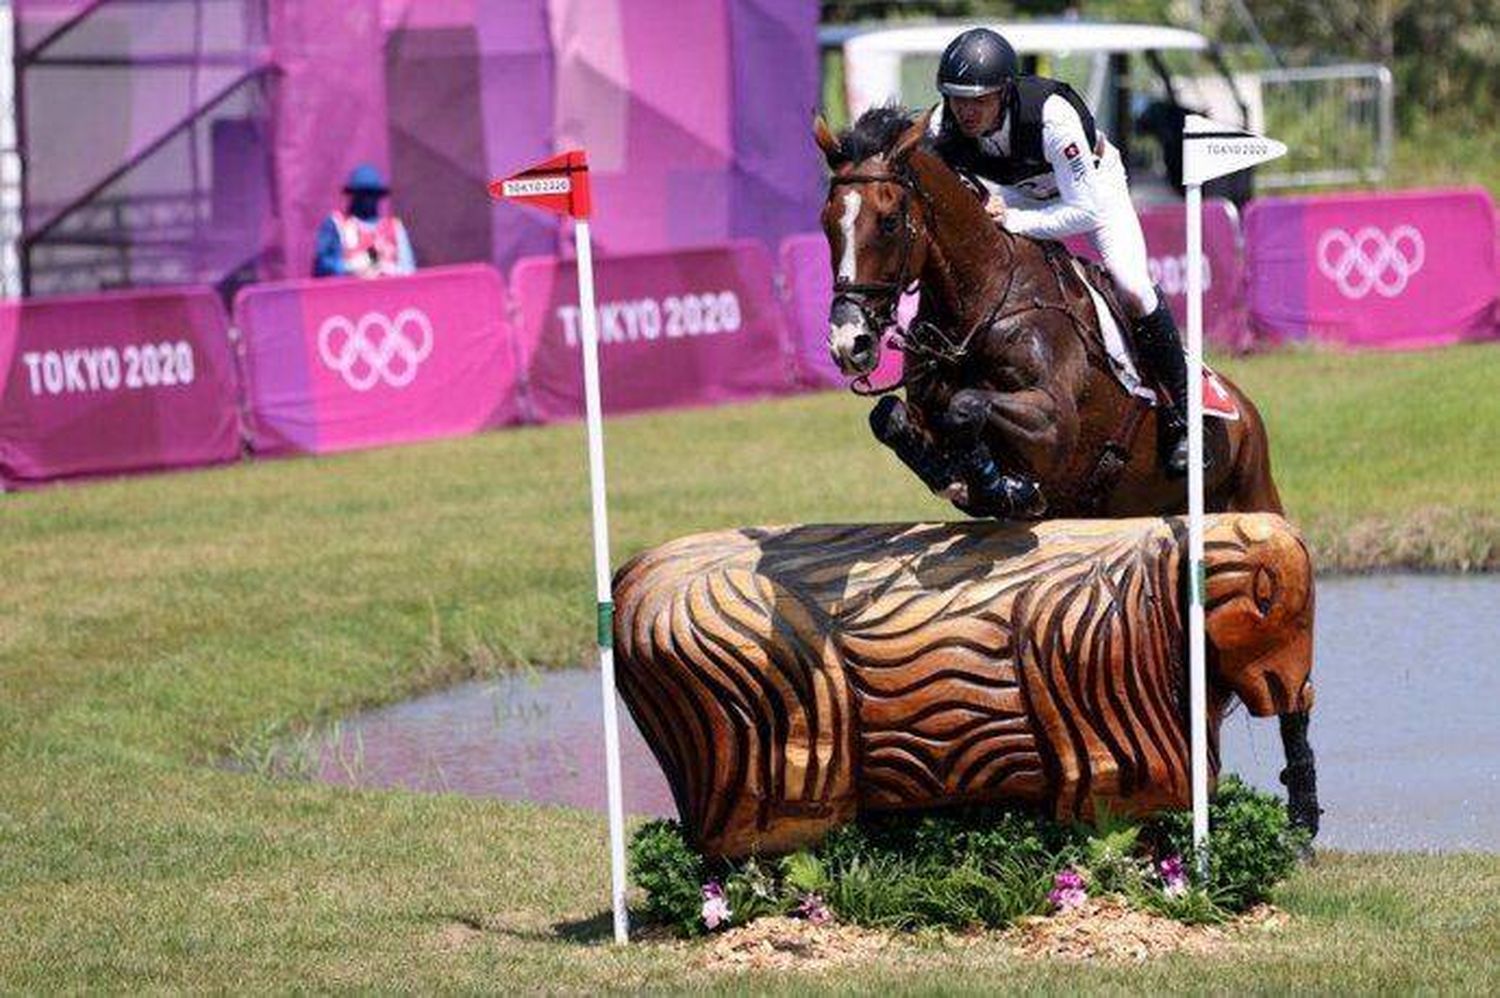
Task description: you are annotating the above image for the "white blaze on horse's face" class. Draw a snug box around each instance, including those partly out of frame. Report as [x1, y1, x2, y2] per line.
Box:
[837, 189, 860, 283]
[828, 189, 879, 376]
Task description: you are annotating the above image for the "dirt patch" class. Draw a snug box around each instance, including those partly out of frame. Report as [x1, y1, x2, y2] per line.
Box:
[696, 916, 896, 972]
[676, 903, 1288, 972]
[1005, 899, 1286, 963]
[430, 920, 486, 953]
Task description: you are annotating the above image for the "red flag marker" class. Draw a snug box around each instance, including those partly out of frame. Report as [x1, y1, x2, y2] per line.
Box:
[488, 149, 591, 219]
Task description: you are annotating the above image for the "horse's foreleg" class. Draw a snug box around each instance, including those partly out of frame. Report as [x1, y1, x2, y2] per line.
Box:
[868, 396, 958, 494]
[951, 386, 1069, 456]
[1279, 710, 1321, 848]
[943, 389, 1051, 519]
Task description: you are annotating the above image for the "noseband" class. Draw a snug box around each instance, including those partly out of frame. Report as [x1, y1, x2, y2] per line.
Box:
[828, 166, 925, 335]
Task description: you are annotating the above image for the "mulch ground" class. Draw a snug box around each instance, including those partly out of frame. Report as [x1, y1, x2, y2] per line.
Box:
[667, 900, 1289, 973]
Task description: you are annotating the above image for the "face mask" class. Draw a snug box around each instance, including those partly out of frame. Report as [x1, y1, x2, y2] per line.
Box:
[348, 193, 382, 220]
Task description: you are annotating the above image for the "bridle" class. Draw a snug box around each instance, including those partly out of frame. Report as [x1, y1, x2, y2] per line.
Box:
[827, 164, 927, 342]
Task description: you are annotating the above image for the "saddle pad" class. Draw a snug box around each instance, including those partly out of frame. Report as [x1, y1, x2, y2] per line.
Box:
[1076, 267, 1156, 403]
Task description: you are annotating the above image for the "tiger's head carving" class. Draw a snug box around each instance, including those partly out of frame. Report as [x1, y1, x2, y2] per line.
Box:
[1205, 514, 1315, 716]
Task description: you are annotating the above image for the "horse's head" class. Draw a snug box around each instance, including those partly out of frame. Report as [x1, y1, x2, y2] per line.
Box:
[815, 108, 933, 377]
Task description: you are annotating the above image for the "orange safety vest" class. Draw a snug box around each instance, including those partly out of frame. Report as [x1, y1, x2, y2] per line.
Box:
[331, 211, 405, 277]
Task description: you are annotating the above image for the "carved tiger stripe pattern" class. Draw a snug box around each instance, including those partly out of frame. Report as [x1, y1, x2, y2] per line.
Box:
[613, 514, 1311, 857]
[614, 529, 855, 850]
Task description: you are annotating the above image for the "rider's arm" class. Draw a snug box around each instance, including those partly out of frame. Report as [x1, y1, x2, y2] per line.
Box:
[1001, 95, 1105, 240]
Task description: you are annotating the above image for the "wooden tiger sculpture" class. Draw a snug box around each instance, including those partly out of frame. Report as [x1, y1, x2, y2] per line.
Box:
[613, 513, 1315, 859]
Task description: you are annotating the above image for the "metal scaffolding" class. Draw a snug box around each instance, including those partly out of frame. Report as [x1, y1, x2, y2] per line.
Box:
[13, 0, 276, 298]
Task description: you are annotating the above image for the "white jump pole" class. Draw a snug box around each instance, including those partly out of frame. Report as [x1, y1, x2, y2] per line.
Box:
[1184, 179, 1210, 876]
[1181, 116, 1286, 880]
[573, 217, 630, 944]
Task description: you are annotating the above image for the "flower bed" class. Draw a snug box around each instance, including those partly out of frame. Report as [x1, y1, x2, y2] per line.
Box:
[630, 776, 1307, 938]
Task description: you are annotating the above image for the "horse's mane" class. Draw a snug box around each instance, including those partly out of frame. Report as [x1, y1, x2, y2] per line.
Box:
[830, 105, 929, 166]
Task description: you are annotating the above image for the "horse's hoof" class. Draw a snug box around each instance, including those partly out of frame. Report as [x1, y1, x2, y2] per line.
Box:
[1000, 477, 1047, 520]
[937, 482, 970, 506]
[1017, 488, 1048, 520]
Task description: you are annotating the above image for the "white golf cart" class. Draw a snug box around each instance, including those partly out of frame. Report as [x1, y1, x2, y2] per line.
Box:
[820, 20, 1393, 206]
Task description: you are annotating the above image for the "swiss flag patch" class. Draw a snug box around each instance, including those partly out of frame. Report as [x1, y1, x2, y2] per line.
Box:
[1063, 142, 1081, 159]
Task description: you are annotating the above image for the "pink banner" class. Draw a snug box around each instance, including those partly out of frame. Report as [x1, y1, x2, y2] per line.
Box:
[234, 264, 521, 454]
[0, 287, 241, 488]
[510, 241, 798, 420]
[1244, 187, 1499, 349]
[1065, 198, 1245, 349]
[778, 232, 909, 390]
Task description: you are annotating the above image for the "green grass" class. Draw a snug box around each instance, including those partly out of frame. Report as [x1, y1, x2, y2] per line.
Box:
[1, 345, 1498, 989]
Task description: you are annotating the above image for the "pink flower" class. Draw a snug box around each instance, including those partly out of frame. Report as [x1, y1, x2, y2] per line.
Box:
[1048, 868, 1088, 912]
[1159, 854, 1188, 897]
[701, 880, 732, 931]
[796, 892, 833, 925]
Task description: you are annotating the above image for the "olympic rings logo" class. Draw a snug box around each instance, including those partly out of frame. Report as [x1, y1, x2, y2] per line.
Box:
[1315, 225, 1425, 300]
[316, 308, 434, 391]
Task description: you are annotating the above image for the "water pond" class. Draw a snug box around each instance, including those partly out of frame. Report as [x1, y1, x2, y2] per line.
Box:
[305, 575, 1500, 853]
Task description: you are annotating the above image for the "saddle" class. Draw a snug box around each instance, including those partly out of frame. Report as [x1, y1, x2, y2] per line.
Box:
[1035, 238, 1157, 405]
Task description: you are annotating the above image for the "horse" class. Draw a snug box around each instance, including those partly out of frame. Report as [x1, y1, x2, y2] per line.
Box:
[813, 106, 1282, 520]
[811, 106, 1319, 839]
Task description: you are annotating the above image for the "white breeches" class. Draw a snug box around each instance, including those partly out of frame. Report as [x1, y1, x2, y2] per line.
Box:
[1003, 143, 1159, 317]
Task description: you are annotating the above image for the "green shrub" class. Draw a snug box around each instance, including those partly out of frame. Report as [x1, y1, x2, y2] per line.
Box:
[629, 778, 1304, 936]
[1147, 775, 1309, 911]
[722, 857, 787, 926]
[627, 819, 705, 937]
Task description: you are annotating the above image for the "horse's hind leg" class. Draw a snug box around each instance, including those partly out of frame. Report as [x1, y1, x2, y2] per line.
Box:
[1279, 710, 1321, 848]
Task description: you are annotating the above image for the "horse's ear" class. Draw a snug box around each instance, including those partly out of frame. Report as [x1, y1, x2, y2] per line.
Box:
[813, 115, 845, 169]
[889, 107, 933, 164]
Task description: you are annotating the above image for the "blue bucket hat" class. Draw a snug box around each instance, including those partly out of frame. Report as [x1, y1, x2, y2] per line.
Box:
[343, 163, 390, 195]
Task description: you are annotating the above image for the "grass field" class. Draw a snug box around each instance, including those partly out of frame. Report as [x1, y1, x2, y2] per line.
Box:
[2, 344, 1498, 989]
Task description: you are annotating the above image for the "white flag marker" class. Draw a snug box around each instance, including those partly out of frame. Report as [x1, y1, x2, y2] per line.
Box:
[1181, 116, 1285, 877]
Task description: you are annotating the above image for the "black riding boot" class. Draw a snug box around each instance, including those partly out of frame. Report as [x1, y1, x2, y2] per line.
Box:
[869, 396, 956, 494]
[945, 391, 1046, 519]
[1132, 295, 1194, 478]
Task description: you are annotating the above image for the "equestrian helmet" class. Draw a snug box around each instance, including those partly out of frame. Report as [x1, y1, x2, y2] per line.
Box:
[936, 27, 1018, 98]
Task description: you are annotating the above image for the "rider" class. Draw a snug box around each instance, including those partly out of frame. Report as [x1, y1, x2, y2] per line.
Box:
[313, 164, 417, 279]
[929, 26, 1193, 478]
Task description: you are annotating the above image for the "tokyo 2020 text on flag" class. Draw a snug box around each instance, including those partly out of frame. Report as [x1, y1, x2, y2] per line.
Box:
[489, 150, 592, 220]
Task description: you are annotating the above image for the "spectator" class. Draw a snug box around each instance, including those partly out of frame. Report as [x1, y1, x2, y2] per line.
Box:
[313, 164, 416, 278]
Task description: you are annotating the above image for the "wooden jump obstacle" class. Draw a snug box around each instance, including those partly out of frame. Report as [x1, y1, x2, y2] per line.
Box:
[613, 514, 1315, 858]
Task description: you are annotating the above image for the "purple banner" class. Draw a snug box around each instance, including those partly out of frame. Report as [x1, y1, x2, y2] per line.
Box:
[778, 232, 913, 390]
[510, 242, 797, 421]
[1244, 187, 1499, 349]
[0, 287, 241, 488]
[234, 264, 521, 454]
[1065, 199, 1245, 349]
[539, 0, 821, 259]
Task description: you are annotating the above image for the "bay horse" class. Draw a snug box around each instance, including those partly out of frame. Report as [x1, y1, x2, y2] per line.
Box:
[813, 106, 1319, 838]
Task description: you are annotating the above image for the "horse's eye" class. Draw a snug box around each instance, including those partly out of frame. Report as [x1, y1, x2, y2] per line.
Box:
[879, 214, 901, 236]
